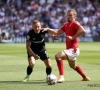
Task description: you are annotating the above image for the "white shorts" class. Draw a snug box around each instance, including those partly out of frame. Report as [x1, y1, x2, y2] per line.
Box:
[63, 48, 80, 61]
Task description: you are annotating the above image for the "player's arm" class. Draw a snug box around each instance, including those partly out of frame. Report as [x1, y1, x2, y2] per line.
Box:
[66, 26, 85, 40]
[26, 41, 39, 60]
[47, 28, 64, 41]
[57, 29, 64, 35]
[42, 28, 64, 36]
[42, 28, 57, 35]
[72, 26, 85, 39]
[42, 28, 64, 40]
[26, 41, 34, 56]
[42, 28, 58, 40]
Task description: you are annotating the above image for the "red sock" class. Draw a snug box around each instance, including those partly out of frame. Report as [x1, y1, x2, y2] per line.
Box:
[75, 65, 86, 78]
[56, 60, 64, 75]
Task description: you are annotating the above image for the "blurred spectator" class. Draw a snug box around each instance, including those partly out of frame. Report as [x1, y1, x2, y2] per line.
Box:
[0, 0, 100, 41]
[83, 24, 92, 37]
[1, 26, 10, 40]
[96, 24, 100, 36]
[0, 27, 2, 41]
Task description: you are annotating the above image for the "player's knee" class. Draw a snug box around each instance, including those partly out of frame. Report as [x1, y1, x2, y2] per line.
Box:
[55, 54, 61, 60]
[29, 64, 34, 68]
[44, 59, 52, 68]
[29, 61, 35, 68]
[47, 65, 52, 68]
[28, 58, 35, 67]
[69, 64, 76, 69]
[46, 63, 52, 68]
[55, 54, 57, 60]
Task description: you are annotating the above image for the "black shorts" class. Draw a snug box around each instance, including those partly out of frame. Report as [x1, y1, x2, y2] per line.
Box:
[27, 50, 50, 60]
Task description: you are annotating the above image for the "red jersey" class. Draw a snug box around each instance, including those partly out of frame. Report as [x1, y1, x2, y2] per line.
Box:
[61, 20, 81, 49]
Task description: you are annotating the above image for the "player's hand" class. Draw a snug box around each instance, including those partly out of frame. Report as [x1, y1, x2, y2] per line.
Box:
[41, 28, 49, 32]
[33, 54, 40, 60]
[66, 36, 73, 40]
[52, 35, 58, 41]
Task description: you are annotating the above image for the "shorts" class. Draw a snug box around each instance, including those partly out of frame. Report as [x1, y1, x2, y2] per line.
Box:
[63, 48, 80, 61]
[27, 50, 49, 60]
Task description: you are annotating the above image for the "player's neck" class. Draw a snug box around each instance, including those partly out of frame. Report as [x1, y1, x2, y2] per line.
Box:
[68, 20, 75, 23]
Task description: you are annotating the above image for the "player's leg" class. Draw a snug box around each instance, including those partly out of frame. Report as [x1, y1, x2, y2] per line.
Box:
[27, 56, 35, 75]
[39, 50, 52, 76]
[43, 58, 52, 75]
[23, 56, 36, 82]
[65, 48, 90, 81]
[68, 59, 90, 81]
[55, 51, 68, 83]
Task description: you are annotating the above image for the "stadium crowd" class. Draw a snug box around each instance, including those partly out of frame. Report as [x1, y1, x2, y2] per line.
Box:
[0, 0, 100, 41]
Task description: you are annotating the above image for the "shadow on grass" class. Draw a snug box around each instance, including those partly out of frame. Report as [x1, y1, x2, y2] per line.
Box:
[0, 79, 46, 84]
[0, 79, 83, 86]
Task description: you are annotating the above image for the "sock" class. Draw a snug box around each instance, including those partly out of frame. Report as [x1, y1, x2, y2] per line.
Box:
[56, 60, 64, 75]
[75, 65, 86, 78]
[27, 66, 33, 75]
[46, 67, 52, 75]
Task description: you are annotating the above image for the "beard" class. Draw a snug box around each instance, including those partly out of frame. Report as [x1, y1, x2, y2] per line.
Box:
[67, 18, 71, 22]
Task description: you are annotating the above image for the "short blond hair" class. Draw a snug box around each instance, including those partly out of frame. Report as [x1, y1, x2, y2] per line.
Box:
[32, 20, 40, 24]
[67, 9, 77, 16]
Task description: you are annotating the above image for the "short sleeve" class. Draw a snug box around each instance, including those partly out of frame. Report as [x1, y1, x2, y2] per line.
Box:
[61, 24, 66, 32]
[74, 21, 81, 30]
[26, 32, 31, 41]
[41, 30, 48, 34]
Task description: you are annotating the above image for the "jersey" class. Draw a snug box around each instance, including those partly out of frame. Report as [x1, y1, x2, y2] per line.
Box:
[61, 20, 81, 50]
[26, 29, 48, 53]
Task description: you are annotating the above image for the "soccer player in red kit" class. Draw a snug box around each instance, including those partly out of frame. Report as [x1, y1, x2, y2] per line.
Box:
[42, 9, 90, 83]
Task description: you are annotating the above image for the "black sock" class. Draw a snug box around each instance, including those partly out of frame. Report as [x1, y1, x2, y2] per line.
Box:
[27, 66, 33, 75]
[46, 67, 52, 75]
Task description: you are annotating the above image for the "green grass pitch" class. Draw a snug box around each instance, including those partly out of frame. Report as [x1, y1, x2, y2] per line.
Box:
[0, 42, 100, 90]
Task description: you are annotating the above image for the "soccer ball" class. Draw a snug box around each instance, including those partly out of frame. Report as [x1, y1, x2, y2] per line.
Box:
[46, 74, 57, 85]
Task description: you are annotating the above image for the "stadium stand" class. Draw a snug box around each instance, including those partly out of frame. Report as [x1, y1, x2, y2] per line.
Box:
[0, 0, 100, 42]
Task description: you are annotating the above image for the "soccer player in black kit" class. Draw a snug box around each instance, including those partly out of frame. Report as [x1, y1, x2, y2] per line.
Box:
[23, 20, 56, 82]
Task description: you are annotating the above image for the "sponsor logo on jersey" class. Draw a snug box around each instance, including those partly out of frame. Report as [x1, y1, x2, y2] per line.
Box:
[32, 38, 44, 43]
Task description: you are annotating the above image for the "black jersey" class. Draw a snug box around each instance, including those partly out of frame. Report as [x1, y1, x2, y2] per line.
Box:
[26, 29, 48, 52]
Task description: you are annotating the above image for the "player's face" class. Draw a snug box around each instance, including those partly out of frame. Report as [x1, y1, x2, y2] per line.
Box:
[67, 11, 76, 22]
[32, 22, 41, 34]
